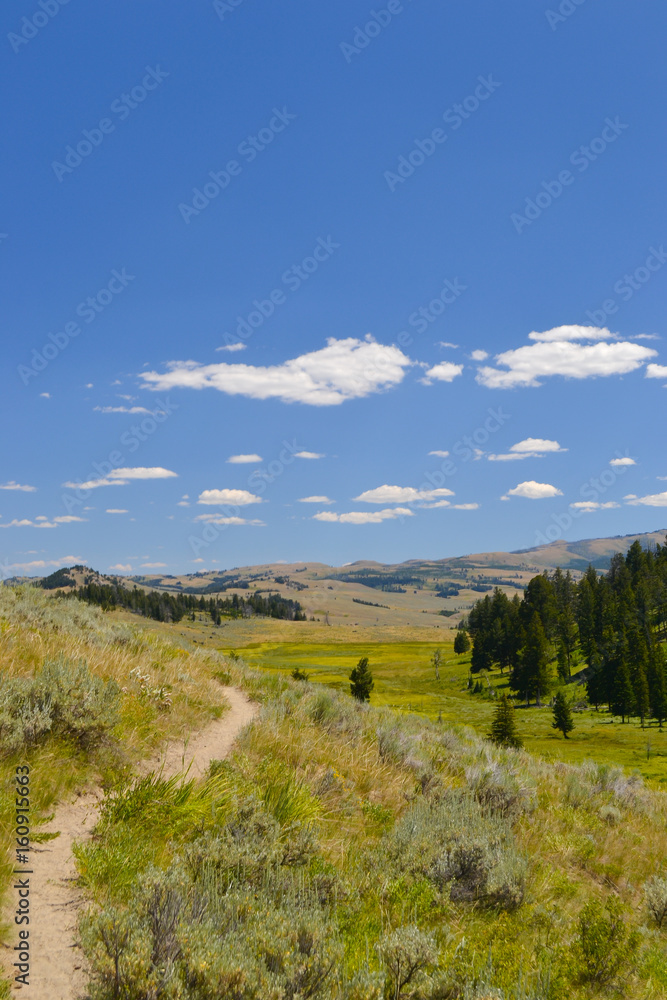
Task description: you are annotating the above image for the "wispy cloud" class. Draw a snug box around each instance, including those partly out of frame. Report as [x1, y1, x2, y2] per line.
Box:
[194, 514, 265, 526]
[62, 467, 178, 489]
[94, 405, 152, 414]
[314, 507, 413, 524]
[0, 481, 37, 492]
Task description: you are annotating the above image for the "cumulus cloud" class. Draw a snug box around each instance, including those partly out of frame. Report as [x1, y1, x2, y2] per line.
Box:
[227, 454, 262, 464]
[476, 325, 656, 389]
[470, 350, 489, 360]
[422, 361, 464, 383]
[197, 489, 262, 506]
[625, 492, 667, 507]
[353, 485, 455, 504]
[298, 496, 334, 504]
[488, 438, 567, 461]
[295, 451, 325, 459]
[610, 457, 636, 467]
[645, 363, 667, 378]
[503, 481, 563, 499]
[0, 481, 36, 492]
[139, 336, 414, 406]
[314, 507, 414, 524]
[109, 563, 132, 572]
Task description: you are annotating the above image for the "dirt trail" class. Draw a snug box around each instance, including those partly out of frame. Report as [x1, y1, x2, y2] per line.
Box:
[8, 687, 257, 999]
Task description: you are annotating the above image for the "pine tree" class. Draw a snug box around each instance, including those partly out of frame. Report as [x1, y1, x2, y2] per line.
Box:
[612, 658, 635, 723]
[634, 664, 650, 728]
[454, 630, 470, 654]
[513, 614, 551, 705]
[489, 694, 523, 749]
[349, 657, 374, 702]
[552, 690, 574, 738]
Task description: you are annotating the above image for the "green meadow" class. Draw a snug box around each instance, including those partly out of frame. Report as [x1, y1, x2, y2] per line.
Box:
[227, 639, 667, 784]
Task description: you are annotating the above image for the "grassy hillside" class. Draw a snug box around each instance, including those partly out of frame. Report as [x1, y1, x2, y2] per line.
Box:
[2, 590, 667, 997]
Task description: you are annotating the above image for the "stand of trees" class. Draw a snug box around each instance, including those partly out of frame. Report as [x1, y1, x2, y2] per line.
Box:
[61, 581, 306, 623]
[465, 540, 667, 725]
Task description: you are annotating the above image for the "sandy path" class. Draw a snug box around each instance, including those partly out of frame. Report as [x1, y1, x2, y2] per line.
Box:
[8, 687, 257, 999]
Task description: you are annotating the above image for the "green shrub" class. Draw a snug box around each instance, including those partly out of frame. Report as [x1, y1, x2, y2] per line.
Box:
[0, 656, 120, 755]
[378, 925, 437, 999]
[645, 875, 667, 928]
[574, 897, 639, 985]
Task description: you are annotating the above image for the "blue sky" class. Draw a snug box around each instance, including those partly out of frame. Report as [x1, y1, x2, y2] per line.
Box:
[2, 0, 667, 576]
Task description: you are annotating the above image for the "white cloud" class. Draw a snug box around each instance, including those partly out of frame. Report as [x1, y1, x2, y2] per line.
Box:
[0, 481, 37, 492]
[139, 336, 414, 406]
[428, 450, 450, 458]
[452, 503, 480, 510]
[94, 405, 152, 414]
[40, 392, 50, 398]
[476, 326, 656, 389]
[192, 558, 205, 563]
[298, 496, 334, 504]
[4, 556, 83, 573]
[227, 454, 262, 464]
[470, 350, 489, 361]
[626, 492, 667, 507]
[109, 563, 132, 572]
[570, 501, 620, 511]
[62, 467, 177, 489]
[197, 489, 262, 506]
[632, 334, 660, 340]
[0, 515, 86, 529]
[176, 501, 190, 507]
[610, 457, 636, 467]
[645, 363, 667, 378]
[106, 509, 128, 514]
[504, 481, 563, 499]
[437, 342, 459, 349]
[141, 562, 167, 568]
[194, 514, 265, 526]
[113, 467, 177, 480]
[215, 342, 247, 352]
[422, 361, 464, 383]
[295, 451, 324, 459]
[354, 485, 455, 504]
[488, 438, 567, 461]
[314, 507, 414, 524]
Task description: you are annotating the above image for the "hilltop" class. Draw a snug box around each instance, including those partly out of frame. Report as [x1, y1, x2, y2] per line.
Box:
[18, 528, 667, 631]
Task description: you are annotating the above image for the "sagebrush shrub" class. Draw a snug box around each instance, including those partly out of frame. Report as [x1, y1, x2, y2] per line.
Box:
[378, 924, 437, 999]
[645, 875, 667, 928]
[575, 897, 639, 984]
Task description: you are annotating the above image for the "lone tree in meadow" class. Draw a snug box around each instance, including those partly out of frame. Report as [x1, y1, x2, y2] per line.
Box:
[552, 689, 575, 739]
[350, 657, 374, 702]
[489, 694, 523, 749]
[454, 629, 471, 655]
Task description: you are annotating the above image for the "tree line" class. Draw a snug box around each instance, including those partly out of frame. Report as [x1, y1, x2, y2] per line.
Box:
[60, 581, 306, 623]
[464, 539, 667, 726]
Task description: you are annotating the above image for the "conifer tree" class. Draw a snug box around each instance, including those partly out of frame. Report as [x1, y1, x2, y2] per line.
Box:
[454, 629, 470, 654]
[489, 694, 523, 749]
[612, 658, 635, 723]
[552, 690, 574, 738]
[349, 657, 374, 702]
